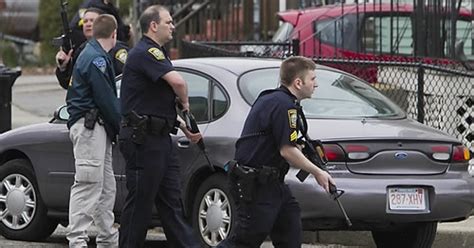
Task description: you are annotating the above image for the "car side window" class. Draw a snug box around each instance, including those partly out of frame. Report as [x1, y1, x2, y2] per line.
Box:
[180, 71, 210, 122]
[362, 16, 413, 55]
[314, 14, 358, 51]
[212, 84, 227, 119]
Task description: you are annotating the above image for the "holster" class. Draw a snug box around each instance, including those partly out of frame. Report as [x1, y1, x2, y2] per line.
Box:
[228, 162, 258, 202]
[84, 109, 99, 130]
[122, 111, 176, 145]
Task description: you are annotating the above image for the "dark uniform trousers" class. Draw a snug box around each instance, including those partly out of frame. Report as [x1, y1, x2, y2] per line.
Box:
[218, 178, 302, 248]
[118, 131, 199, 248]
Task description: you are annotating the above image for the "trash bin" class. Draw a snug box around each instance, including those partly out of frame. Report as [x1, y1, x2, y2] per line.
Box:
[0, 65, 21, 133]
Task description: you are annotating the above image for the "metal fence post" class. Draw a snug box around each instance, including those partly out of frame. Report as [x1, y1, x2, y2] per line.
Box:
[417, 64, 425, 123]
[292, 39, 300, 56]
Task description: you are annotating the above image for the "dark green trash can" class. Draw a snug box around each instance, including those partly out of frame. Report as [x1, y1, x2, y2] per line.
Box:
[0, 65, 21, 133]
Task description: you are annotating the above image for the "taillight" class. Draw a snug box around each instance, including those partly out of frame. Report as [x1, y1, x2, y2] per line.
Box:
[452, 145, 471, 162]
[322, 144, 345, 162]
[430, 145, 450, 161]
[345, 145, 370, 160]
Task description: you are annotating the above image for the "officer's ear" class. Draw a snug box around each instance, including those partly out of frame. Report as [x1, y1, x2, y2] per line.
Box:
[293, 77, 303, 90]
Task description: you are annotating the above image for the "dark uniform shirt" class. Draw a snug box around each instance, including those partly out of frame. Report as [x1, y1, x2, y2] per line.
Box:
[56, 40, 128, 89]
[235, 86, 299, 168]
[120, 36, 176, 123]
[66, 39, 121, 137]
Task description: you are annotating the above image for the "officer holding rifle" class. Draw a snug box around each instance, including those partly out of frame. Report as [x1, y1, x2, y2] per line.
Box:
[218, 56, 335, 247]
[118, 5, 201, 248]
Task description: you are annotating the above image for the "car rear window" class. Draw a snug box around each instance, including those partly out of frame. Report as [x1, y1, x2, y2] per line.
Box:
[238, 67, 405, 119]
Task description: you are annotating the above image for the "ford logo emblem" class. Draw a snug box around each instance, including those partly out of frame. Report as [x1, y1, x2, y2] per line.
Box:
[394, 152, 408, 160]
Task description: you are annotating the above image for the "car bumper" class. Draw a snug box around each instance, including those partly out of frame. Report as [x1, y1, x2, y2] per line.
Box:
[287, 168, 474, 228]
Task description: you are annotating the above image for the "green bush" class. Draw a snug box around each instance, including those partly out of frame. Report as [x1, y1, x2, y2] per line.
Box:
[0, 41, 18, 67]
[39, 0, 132, 65]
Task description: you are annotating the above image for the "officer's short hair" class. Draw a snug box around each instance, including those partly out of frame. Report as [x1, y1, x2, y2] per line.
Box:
[140, 5, 169, 33]
[280, 56, 316, 86]
[93, 14, 117, 39]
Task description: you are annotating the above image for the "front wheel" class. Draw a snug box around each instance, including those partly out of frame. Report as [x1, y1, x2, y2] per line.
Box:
[0, 159, 58, 241]
[192, 173, 235, 247]
[371, 222, 438, 248]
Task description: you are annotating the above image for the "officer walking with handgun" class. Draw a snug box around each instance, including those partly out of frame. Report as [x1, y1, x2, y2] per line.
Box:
[118, 5, 202, 248]
[218, 56, 335, 247]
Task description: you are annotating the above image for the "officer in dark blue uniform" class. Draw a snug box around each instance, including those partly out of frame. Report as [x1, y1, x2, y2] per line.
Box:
[70, 0, 130, 48]
[55, 7, 128, 89]
[218, 56, 335, 248]
[118, 5, 202, 248]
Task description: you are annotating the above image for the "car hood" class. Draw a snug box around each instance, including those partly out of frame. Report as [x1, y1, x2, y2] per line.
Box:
[307, 118, 458, 143]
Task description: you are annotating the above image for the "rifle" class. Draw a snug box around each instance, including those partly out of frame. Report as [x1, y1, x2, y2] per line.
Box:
[52, 0, 73, 57]
[295, 107, 352, 227]
[182, 110, 215, 172]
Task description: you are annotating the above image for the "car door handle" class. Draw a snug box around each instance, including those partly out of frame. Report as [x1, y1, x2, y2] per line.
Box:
[177, 137, 190, 148]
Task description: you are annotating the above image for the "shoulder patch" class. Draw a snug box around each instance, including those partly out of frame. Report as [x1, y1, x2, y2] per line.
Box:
[92, 57, 107, 74]
[115, 49, 128, 64]
[288, 109, 297, 129]
[148, 47, 165, 60]
[78, 8, 87, 26]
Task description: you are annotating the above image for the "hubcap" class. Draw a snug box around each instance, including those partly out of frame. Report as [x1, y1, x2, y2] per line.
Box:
[198, 188, 231, 246]
[0, 174, 36, 230]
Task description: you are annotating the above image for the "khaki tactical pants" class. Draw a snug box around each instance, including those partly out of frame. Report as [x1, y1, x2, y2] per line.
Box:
[67, 119, 118, 248]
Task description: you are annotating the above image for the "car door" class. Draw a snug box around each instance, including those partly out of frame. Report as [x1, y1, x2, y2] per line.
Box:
[173, 70, 213, 177]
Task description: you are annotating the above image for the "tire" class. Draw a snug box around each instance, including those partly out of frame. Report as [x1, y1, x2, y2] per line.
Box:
[192, 173, 235, 247]
[0, 159, 58, 241]
[371, 222, 438, 248]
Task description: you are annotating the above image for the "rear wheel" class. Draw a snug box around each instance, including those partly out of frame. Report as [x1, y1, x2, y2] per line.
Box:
[0, 159, 58, 241]
[371, 222, 438, 248]
[192, 173, 235, 247]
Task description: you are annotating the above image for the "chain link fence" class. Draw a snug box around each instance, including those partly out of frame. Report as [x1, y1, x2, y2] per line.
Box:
[181, 40, 473, 153]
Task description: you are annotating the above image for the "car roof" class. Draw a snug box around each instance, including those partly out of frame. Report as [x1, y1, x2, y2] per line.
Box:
[173, 57, 283, 76]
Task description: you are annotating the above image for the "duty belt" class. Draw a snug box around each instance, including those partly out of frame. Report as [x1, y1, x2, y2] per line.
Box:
[230, 163, 285, 184]
[121, 113, 172, 135]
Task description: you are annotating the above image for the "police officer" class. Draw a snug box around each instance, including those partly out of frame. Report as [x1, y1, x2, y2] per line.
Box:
[118, 5, 201, 248]
[66, 14, 120, 247]
[69, 0, 130, 48]
[55, 7, 128, 89]
[218, 56, 335, 247]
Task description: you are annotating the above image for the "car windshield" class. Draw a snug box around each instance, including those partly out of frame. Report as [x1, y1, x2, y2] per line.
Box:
[238, 68, 405, 119]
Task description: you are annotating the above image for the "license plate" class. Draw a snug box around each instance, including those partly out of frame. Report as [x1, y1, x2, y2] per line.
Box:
[388, 187, 427, 210]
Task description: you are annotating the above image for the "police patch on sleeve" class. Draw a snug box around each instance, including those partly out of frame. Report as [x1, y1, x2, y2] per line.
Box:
[115, 49, 128, 64]
[288, 109, 297, 129]
[290, 130, 298, 142]
[92, 57, 107, 74]
[148, 47, 165, 60]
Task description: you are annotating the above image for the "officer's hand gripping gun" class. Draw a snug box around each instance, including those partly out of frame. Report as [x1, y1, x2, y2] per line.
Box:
[295, 105, 352, 227]
[52, 0, 73, 57]
[182, 110, 215, 172]
[297, 137, 352, 227]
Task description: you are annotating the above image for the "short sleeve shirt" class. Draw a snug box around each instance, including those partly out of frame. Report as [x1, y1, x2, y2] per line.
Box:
[120, 36, 177, 122]
[235, 86, 299, 167]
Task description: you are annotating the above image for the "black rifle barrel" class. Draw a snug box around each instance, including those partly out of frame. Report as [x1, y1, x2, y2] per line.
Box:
[183, 111, 215, 172]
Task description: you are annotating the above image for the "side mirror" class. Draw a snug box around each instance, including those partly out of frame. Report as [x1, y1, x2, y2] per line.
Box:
[52, 105, 69, 122]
